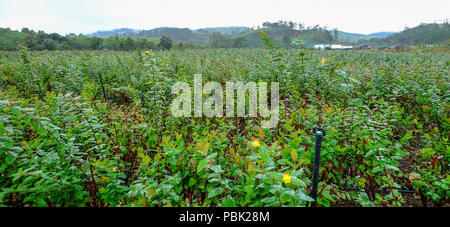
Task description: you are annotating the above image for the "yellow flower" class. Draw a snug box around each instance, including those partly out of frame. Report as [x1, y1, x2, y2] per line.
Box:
[252, 140, 261, 148]
[145, 51, 150, 55]
[322, 57, 326, 63]
[283, 173, 291, 184]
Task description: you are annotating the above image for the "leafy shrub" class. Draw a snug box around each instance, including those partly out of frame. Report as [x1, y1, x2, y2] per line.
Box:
[0, 44, 448, 207]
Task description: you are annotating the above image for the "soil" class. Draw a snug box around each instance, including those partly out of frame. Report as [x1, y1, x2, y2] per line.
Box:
[332, 199, 360, 207]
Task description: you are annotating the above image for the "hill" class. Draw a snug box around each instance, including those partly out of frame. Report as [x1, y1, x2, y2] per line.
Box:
[1, 22, 447, 50]
[137, 27, 207, 44]
[358, 23, 450, 46]
[85, 25, 401, 47]
[194, 27, 251, 36]
[87, 25, 336, 48]
[87, 26, 251, 45]
[229, 27, 334, 48]
[88, 28, 138, 38]
[337, 31, 397, 43]
[367, 32, 397, 38]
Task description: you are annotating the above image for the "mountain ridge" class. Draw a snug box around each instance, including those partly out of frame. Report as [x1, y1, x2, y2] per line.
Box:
[86, 26, 397, 44]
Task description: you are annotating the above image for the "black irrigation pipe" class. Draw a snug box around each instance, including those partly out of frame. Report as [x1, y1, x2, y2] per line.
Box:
[98, 72, 108, 103]
[306, 125, 326, 207]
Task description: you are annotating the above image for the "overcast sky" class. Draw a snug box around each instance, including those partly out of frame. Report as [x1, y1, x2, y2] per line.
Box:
[0, 0, 448, 35]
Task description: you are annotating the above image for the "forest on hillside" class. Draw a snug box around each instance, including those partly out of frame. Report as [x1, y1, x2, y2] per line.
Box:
[357, 23, 450, 46]
[0, 28, 199, 51]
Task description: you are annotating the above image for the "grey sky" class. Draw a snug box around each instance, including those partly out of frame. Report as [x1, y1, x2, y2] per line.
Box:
[0, 0, 448, 35]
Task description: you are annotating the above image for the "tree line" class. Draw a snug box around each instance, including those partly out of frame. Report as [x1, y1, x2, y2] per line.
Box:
[3, 21, 447, 51]
[0, 28, 199, 51]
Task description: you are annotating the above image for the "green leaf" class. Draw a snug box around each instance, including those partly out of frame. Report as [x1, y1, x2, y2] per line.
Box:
[291, 177, 307, 187]
[291, 149, 298, 162]
[400, 131, 413, 143]
[207, 187, 223, 199]
[222, 198, 237, 207]
[188, 177, 197, 187]
[353, 99, 363, 107]
[364, 149, 376, 158]
[296, 191, 314, 202]
[159, 184, 173, 193]
[280, 190, 295, 203]
[5, 155, 16, 165]
[142, 155, 151, 165]
[385, 164, 399, 172]
[197, 159, 208, 174]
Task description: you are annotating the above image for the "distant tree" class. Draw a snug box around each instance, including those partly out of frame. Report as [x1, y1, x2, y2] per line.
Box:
[288, 21, 295, 29]
[233, 37, 247, 48]
[282, 35, 291, 48]
[43, 38, 57, 50]
[209, 32, 225, 48]
[125, 37, 135, 50]
[90, 37, 102, 50]
[333, 28, 339, 43]
[158, 36, 173, 50]
[21, 28, 30, 34]
[326, 30, 334, 43]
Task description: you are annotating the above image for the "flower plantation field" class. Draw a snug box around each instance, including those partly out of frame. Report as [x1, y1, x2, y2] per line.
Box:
[0, 47, 449, 207]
